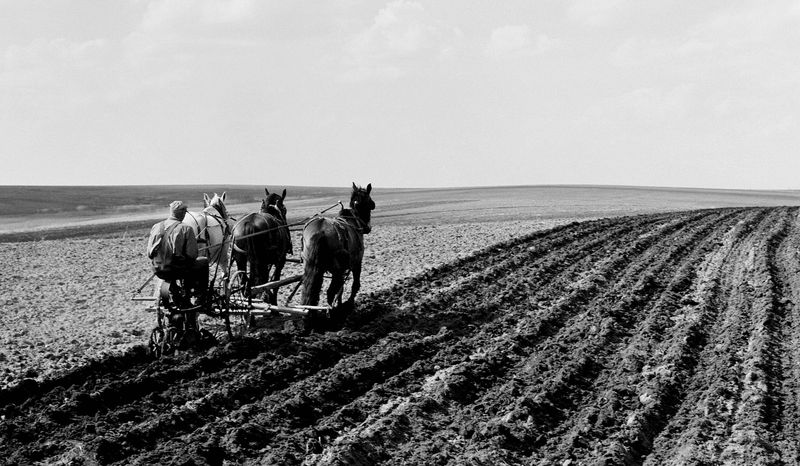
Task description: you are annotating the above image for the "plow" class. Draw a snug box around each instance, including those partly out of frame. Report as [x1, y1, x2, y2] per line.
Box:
[132, 201, 351, 357]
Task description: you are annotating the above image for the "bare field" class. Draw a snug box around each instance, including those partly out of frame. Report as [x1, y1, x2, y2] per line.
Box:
[0, 218, 564, 389]
[3, 186, 800, 465]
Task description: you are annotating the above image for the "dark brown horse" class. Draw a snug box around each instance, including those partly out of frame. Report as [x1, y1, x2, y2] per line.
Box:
[301, 183, 375, 310]
[232, 188, 292, 304]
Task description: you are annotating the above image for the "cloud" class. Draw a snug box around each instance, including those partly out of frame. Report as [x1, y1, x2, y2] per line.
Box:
[485, 25, 556, 58]
[3, 38, 108, 71]
[341, 0, 462, 81]
[568, 0, 627, 26]
[140, 0, 257, 31]
[611, 1, 800, 106]
[1, 38, 112, 99]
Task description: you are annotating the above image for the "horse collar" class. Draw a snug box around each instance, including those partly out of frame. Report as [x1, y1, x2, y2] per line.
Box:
[205, 205, 225, 219]
[341, 208, 370, 233]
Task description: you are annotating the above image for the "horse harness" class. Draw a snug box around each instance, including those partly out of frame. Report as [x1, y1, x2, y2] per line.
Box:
[231, 211, 290, 255]
[192, 207, 231, 262]
[332, 212, 366, 256]
[338, 208, 370, 234]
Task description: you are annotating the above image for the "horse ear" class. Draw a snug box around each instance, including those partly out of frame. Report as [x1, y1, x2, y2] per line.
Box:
[352, 182, 357, 191]
[366, 183, 372, 194]
[221, 192, 227, 202]
[265, 187, 270, 197]
[281, 188, 286, 200]
[203, 193, 210, 206]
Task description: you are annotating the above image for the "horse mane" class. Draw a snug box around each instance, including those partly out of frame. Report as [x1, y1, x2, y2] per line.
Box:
[261, 203, 283, 222]
[261, 192, 286, 223]
[205, 193, 228, 219]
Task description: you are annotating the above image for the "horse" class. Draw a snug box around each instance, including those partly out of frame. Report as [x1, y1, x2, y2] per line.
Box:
[183, 192, 234, 277]
[300, 182, 375, 313]
[232, 188, 292, 304]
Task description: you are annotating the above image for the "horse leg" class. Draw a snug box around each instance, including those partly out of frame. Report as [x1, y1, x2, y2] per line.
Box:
[270, 260, 285, 305]
[263, 264, 274, 304]
[348, 264, 362, 305]
[327, 271, 345, 307]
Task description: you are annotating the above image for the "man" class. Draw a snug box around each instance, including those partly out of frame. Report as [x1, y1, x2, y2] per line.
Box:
[146, 200, 209, 309]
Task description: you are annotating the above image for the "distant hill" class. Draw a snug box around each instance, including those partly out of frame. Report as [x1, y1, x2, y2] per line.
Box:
[0, 185, 353, 217]
[2, 184, 800, 242]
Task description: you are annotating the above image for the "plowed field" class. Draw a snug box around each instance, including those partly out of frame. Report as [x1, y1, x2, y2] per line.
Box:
[3, 207, 800, 465]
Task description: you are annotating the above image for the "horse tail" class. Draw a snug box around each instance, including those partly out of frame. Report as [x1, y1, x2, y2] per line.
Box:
[301, 223, 327, 306]
[243, 222, 262, 285]
[232, 216, 258, 287]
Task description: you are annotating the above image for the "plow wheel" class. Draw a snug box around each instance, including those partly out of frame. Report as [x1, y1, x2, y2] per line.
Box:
[227, 270, 250, 301]
[149, 327, 165, 357]
[191, 271, 252, 341]
[161, 327, 179, 355]
[224, 270, 253, 338]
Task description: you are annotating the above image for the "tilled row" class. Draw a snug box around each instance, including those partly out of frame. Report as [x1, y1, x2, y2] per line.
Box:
[267, 209, 731, 465]
[0, 213, 660, 465]
[1, 214, 635, 422]
[773, 209, 800, 463]
[643, 207, 795, 466]
[527, 208, 761, 466]
[595, 208, 774, 465]
[271, 211, 720, 465]
[119, 208, 687, 464]
[7, 208, 800, 466]
[361, 209, 747, 465]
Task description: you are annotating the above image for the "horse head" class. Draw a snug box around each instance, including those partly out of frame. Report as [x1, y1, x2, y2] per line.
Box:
[263, 188, 288, 223]
[350, 182, 374, 233]
[203, 192, 228, 219]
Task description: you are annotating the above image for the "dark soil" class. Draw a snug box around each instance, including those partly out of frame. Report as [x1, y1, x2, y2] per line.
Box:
[2, 207, 798, 465]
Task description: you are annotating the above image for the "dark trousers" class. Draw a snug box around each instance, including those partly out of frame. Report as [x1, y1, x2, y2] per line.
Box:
[185, 257, 210, 298]
[156, 257, 210, 299]
[156, 257, 210, 330]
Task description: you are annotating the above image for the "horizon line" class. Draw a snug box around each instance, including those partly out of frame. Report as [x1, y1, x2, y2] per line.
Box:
[1, 182, 799, 193]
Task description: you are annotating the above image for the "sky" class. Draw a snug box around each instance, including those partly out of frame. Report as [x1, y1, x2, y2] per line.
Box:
[1, 0, 799, 189]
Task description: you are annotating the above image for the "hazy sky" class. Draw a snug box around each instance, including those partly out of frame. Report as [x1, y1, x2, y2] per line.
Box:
[1, 1, 799, 189]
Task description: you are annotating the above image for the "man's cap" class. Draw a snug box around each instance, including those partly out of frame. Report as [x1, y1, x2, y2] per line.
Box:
[170, 200, 188, 215]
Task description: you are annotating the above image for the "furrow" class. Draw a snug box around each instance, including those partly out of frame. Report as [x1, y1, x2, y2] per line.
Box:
[126, 330, 456, 465]
[572, 208, 772, 465]
[0, 215, 647, 460]
[300, 210, 736, 465]
[772, 209, 800, 463]
[0, 209, 756, 466]
[356, 213, 669, 315]
[69, 212, 660, 466]
[474, 209, 744, 465]
[716, 208, 792, 465]
[644, 208, 791, 465]
[119, 210, 672, 464]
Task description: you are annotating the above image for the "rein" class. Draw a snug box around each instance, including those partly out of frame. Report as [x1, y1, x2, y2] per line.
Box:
[338, 209, 371, 233]
[234, 201, 344, 243]
[230, 210, 288, 254]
